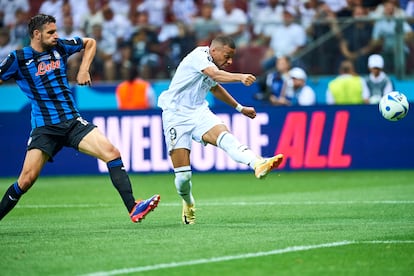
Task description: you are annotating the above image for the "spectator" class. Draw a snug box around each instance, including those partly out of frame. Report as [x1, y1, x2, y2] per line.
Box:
[369, 0, 414, 73]
[285, 67, 316, 106]
[0, 27, 18, 61]
[0, 0, 29, 27]
[136, 0, 168, 27]
[192, 2, 221, 46]
[323, 0, 348, 14]
[107, 0, 131, 17]
[68, 0, 88, 30]
[171, 0, 198, 25]
[79, 0, 103, 37]
[116, 40, 133, 80]
[334, 0, 357, 17]
[247, 0, 270, 18]
[298, 0, 321, 32]
[129, 14, 165, 79]
[255, 55, 292, 106]
[39, 0, 64, 29]
[59, 15, 84, 39]
[61, 0, 72, 19]
[337, 4, 374, 75]
[90, 23, 116, 81]
[405, 0, 414, 17]
[158, 12, 196, 77]
[115, 67, 156, 110]
[326, 60, 370, 104]
[251, 0, 284, 45]
[59, 15, 84, 82]
[101, 5, 131, 46]
[212, 0, 250, 48]
[9, 8, 29, 48]
[405, 0, 414, 33]
[306, 2, 341, 74]
[365, 54, 394, 103]
[369, 0, 407, 18]
[262, 7, 307, 71]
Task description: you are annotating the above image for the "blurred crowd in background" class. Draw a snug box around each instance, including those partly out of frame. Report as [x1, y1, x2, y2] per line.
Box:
[1, 0, 414, 83]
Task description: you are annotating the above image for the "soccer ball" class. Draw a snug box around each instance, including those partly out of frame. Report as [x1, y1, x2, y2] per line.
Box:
[379, 91, 409, 121]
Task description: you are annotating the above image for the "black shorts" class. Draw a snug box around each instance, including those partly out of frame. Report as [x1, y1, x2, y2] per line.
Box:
[27, 117, 97, 162]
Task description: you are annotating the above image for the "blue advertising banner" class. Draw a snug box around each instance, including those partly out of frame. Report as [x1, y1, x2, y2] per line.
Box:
[0, 105, 413, 177]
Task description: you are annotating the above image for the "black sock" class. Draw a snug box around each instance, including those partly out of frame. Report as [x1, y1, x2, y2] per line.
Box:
[0, 182, 24, 221]
[107, 158, 136, 212]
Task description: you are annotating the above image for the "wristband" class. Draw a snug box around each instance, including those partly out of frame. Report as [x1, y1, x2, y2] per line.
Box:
[235, 104, 243, 112]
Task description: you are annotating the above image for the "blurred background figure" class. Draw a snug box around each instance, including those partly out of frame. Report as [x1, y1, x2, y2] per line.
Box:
[365, 54, 394, 104]
[0, 27, 18, 61]
[192, 2, 221, 46]
[101, 5, 131, 48]
[255, 55, 292, 106]
[369, 0, 414, 73]
[337, 4, 374, 75]
[251, 0, 284, 46]
[262, 7, 306, 72]
[130, 25, 163, 79]
[79, 0, 103, 37]
[0, 0, 30, 28]
[60, 15, 84, 82]
[212, 0, 250, 48]
[115, 66, 156, 110]
[326, 60, 370, 105]
[136, 0, 168, 28]
[68, 0, 88, 30]
[285, 67, 316, 106]
[9, 8, 29, 48]
[157, 10, 196, 77]
[171, 0, 198, 26]
[39, 0, 63, 29]
[90, 23, 117, 81]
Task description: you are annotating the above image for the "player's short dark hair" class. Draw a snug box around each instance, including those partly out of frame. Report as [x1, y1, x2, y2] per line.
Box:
[28, 14, 56, 38]
[212, 36, 236, 49]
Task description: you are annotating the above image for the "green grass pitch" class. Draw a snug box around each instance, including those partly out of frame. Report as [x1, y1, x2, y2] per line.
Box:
[1, 170, 413, 276]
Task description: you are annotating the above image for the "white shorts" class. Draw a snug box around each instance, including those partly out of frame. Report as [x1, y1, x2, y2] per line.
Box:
[161, 105, 224, 152]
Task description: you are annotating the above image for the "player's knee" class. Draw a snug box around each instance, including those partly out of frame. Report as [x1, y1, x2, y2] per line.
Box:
[174, 170, 192, 194]
[17, 173, 37, 192]
[102, 145, 121, 163]
[110, 147, 121, 159]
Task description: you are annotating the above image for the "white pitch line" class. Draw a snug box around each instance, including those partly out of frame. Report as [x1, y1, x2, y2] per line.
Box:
[80, 240, 414, 276]
[17, 200, 414, 209]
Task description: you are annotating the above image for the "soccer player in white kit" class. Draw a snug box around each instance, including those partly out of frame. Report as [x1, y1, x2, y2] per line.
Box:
[158, 36, 284, 224]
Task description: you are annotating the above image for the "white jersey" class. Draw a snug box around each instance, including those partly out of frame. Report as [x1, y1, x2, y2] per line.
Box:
[157, 46, 218, 111]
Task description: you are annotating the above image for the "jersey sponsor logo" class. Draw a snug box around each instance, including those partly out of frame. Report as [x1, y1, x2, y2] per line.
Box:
[35, 60, 61, 76]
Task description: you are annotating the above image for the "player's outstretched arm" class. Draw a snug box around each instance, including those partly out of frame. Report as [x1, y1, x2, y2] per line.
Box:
[77, 37, 97, 86]
[203, 66, 256, 86]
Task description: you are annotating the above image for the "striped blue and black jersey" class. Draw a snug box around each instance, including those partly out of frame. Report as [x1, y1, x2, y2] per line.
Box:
[0, 37, 84, 129]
